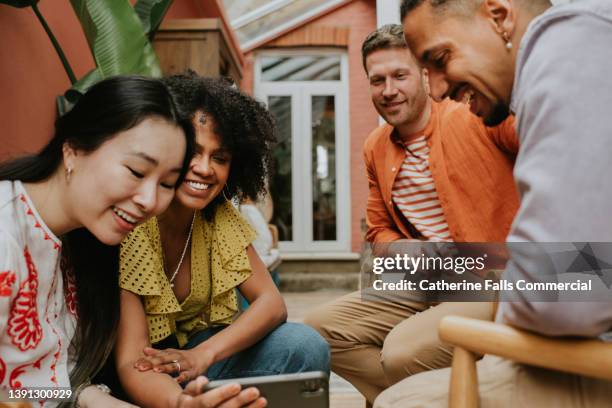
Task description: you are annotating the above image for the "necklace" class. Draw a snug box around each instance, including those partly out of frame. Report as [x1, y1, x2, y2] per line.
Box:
[166, 212, 196, 288]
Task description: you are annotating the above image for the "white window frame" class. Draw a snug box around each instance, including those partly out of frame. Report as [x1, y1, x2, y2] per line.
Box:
[254, 48, 351, 253]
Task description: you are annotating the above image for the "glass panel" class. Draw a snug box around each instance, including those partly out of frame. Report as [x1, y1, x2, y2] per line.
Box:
[268, 96, 293, 241]
[234, 0, 330, 45]
[311, 95, 337, 241]
[223, 0, 273, 22]
[261, 55, 341, 81]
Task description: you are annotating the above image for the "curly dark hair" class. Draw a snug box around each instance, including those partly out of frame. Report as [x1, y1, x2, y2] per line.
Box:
[162, 71, 277, 219]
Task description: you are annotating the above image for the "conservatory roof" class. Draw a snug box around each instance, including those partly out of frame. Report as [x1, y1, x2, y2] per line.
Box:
[223, 0, 352, 51]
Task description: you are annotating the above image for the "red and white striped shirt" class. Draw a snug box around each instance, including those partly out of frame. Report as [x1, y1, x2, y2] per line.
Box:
[392, 135, 451, 242]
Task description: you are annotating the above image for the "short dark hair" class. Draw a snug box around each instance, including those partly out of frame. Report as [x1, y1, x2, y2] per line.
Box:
[400, 0, 481, 21]
[401, 0, 427, 21]
[163, 71, 276, 220]
[361, 24, 409, 72]
[401, 0, 550, 22]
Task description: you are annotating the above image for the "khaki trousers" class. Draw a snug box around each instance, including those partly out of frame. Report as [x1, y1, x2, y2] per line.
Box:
[374, 355, 612, 408]
[303, 291, 493, 403]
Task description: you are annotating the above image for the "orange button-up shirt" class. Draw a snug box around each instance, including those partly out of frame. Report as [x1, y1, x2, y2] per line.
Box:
[364, 99, 519, 243]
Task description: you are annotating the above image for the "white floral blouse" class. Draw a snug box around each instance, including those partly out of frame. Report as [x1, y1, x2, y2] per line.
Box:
[0, 181, 77, 405]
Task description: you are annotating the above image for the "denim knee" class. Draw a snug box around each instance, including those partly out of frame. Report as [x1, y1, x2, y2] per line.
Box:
[271, 322, 331, 374]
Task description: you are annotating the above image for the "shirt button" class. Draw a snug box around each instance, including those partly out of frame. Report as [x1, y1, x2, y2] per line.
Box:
[391, 167, 397, 172]
[389, 200, 392, 205]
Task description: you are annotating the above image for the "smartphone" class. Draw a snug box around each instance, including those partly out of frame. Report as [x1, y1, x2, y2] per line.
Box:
[203, 371, 329, 408]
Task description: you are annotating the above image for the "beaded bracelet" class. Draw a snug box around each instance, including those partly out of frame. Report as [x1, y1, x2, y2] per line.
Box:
[74, 382, 111, 407]
[73, 380, 91, 408]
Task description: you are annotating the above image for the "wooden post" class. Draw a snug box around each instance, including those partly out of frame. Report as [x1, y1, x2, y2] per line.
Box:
[449, 347, 479, 408]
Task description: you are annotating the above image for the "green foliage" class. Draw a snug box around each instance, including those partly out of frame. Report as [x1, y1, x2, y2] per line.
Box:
[67, 0, 167, 100]
[135, 0, 174, 40]
[2, 0, 174, 114]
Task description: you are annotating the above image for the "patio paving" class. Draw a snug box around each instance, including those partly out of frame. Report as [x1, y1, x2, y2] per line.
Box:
[283, 289, 366, 408]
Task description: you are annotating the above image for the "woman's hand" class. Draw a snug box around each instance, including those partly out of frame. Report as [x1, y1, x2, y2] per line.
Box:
[134, 347, 216, 383]
[78, 385, 140, 408]
[177, 377, 266, 408]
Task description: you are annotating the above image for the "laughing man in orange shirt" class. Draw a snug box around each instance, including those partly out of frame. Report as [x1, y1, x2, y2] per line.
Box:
[305, 24, 519, 405]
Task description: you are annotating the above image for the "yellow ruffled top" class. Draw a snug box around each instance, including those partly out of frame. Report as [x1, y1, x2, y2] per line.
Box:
[119, 202, 256, 347]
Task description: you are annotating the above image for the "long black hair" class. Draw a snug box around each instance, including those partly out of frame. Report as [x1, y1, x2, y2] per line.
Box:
[0, 75, 195, 390]
[162, 71, 277, 220]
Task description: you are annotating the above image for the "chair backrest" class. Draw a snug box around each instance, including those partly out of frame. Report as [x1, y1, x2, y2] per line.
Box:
[440, 316, 612, 381]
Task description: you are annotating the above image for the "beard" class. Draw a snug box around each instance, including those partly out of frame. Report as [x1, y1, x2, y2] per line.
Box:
[379, 92, 428, 128]
[483, 102, 511, 126]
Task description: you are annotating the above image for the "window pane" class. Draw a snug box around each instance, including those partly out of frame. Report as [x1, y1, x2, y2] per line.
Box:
[268, 96, 293, 241]
[311, 95, 336, 241]
[261, 55, 341, 81]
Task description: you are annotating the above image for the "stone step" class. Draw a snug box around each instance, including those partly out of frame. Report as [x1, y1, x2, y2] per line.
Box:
[279, 272, 360, 292]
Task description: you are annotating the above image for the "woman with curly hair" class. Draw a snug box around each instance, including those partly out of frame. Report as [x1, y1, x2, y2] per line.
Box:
[113, 73, 330, 408]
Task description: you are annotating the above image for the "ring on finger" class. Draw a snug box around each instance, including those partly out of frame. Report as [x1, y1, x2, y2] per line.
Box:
[172, 359, 181, 373]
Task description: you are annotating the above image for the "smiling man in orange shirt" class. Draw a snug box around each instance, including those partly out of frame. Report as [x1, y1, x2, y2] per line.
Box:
[305, 24, 519, 405]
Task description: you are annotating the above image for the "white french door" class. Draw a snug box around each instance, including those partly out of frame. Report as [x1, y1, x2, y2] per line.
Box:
[255, 49, 350, 253]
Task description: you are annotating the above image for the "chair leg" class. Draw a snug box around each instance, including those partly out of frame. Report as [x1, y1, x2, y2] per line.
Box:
[449, 347, 479, 408]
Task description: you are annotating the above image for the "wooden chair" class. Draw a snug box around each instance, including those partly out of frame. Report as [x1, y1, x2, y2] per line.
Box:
[439, 316, 612, 408]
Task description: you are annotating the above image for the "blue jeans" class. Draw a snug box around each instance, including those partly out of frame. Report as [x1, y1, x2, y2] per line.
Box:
[184, 322, 330, 379]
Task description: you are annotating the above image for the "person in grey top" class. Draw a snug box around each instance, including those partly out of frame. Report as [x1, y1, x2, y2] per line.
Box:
[369, 0, 612, 406]
[503, 0, 612, 338]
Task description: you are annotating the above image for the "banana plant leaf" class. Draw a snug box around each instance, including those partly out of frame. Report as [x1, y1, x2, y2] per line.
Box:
[135, 0, 173, 40]
[69, 0, 163, 90]
[0, 0, 38, 7]
[59, 0, 174, 114]
[66, 69, 101, 100]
